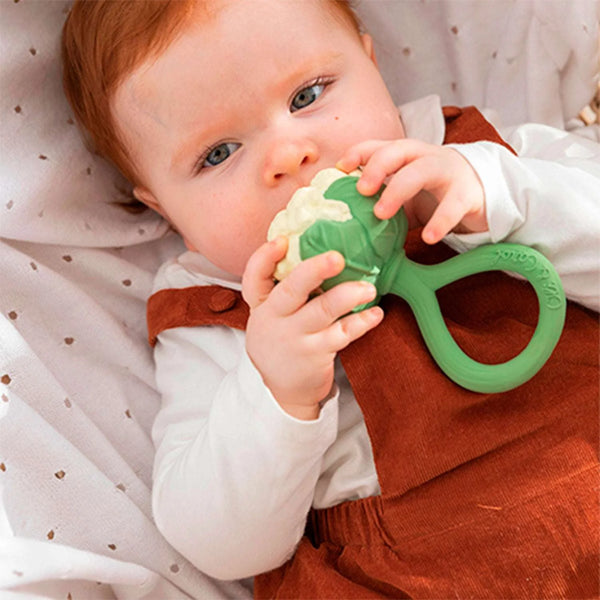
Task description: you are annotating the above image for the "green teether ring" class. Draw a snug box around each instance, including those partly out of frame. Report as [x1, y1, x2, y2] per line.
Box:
[299, 175, 566, 393]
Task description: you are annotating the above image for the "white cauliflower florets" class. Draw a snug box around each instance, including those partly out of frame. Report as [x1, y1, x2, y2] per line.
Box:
[267, 168, 358, 280]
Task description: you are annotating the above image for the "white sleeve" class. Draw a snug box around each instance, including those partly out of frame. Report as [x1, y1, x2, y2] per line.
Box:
[150, 323, 338, 580]
[445, 124, 600, 312]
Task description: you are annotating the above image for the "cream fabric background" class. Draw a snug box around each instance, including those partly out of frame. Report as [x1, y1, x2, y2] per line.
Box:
[358, 0, 599, 133]
[0, 1, 598, 598]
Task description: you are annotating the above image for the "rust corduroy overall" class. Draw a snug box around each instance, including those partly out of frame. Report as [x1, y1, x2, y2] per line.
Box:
[147, 107, 599, 599]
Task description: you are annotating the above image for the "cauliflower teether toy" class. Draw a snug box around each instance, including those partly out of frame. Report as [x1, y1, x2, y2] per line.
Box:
[267, 168, 566, 393]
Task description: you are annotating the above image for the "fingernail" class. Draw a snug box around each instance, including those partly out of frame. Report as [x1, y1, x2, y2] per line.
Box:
[373, 202, 386, 219]
[370, 306, 384, 320]
[329, 250, 344, 268]
[361, 282, 377, 300]
[422, 229, 436, 244]
[357, 178, 378, 196]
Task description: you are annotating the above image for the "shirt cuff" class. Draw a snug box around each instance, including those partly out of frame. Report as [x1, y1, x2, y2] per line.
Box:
[209, 349, 339, 452]
[444, 142, 526, 252]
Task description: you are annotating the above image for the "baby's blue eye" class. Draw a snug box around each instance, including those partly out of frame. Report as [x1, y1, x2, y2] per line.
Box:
[203, 142, 240, 168]
[291, 82, 326, 112]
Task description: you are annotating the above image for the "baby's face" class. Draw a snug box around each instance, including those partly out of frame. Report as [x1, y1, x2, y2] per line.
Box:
[113, 0, 404, 276]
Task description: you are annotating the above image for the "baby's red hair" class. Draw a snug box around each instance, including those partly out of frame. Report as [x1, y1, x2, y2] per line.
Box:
[61, 0, 361, 186]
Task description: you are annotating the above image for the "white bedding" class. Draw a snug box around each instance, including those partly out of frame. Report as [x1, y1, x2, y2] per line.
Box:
[0, 1, 597, 598]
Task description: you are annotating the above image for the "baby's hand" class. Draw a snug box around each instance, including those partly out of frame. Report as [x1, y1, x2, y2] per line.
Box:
[337, 139, 487, 244]
[242, 236, 383, 421]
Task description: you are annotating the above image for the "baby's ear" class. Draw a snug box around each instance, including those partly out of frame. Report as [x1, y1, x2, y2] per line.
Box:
[133, 186, 168, 219]
[133, 186, 199, 252]
[360, 33, 378, 67]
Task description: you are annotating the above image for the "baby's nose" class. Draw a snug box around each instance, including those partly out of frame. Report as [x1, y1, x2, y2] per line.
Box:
[262, 139, 319, 186]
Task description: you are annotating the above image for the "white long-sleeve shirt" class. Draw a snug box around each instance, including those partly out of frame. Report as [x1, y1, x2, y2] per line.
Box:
[150, 95, 600, 580]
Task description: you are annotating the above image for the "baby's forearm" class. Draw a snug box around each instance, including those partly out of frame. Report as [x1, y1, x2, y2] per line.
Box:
[151, 326, 338, 579]
[446, 129, 600, 311]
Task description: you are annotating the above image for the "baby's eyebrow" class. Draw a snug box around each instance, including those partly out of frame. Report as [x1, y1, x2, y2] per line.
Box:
[171, 124, 219, 174]
[172, 136, 200, 173]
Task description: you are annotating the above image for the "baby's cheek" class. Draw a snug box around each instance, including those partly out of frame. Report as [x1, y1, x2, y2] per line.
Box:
[225, 231, 266, 277]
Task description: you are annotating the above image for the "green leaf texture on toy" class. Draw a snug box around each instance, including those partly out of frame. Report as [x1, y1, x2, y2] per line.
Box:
[268, 168, 405, 301]
[268, 168, 566, 393]
[268, 169, 356, 281]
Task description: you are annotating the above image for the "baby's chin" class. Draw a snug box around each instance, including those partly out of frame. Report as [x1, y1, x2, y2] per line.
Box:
[192, 246, 248, 280]
[222, 258, 248, 279]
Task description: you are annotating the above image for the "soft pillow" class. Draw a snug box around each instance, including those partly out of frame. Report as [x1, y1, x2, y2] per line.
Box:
[0, 3, 244, 598]
[357, 0, 599, 131]
[0, 0, 169, 247]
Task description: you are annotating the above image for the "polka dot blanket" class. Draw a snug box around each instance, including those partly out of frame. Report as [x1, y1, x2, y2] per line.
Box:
[0, 1, 247, 598]
[0, 1, 597, 599]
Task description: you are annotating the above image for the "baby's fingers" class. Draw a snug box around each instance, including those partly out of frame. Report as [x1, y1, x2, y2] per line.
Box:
[242, 236, 288, 308]
[320, 306, 384, 353]
[337, 140, 389, 174]
[268, 251, 346, 316]
[421, 194, 477, 244]
[374, 156, 438, 220]
[301, 280, 378, 332]
[358, 139, 438, 198]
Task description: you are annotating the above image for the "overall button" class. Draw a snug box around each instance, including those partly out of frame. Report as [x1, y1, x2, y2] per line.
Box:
[208, 288, 238, 313]
[442, 106, 462, 119]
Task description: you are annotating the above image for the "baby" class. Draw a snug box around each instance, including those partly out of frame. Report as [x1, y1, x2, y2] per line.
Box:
[62, 0, 600, 597]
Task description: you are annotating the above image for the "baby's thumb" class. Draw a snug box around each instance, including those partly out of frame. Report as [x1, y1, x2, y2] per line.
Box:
[242, 237, 288, 308]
